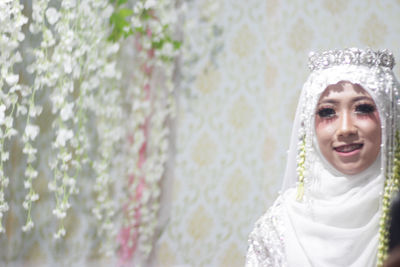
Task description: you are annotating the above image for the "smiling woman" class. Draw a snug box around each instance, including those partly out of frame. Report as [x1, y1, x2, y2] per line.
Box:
[315, 82, 381, 175]
[246, 48, 400, 267]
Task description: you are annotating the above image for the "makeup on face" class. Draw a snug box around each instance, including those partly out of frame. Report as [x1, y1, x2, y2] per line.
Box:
[314, 82, 381, 175]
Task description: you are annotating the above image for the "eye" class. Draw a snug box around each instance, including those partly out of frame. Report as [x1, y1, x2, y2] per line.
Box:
[355, 103, 375, 114]
[317, 107, 336, 118]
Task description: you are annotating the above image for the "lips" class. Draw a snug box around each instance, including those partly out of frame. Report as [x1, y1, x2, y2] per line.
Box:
[334, 143, 363, 153]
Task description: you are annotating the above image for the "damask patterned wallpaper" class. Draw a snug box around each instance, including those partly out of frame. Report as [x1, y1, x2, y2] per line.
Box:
[153, 0, 400, 266]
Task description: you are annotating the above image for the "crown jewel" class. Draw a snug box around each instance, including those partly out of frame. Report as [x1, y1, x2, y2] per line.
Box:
[308, 48, 395, 71]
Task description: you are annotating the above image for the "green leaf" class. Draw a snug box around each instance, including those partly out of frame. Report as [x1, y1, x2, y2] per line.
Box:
[118, 8, 134, 17]
[123, 28, 134, 37]
[107, 32, 119, 42]
[109, 13, 118, 24]
[141, 10, 151, 20]
[152, 40, 165, 50]
[162, 24, 169, 31]
[134, 27, 144, 34]
[160, 55, 172, 62]
[117, 0, 128, 5]
[108, 6, 135, 42]
[172, 40, 182, 50]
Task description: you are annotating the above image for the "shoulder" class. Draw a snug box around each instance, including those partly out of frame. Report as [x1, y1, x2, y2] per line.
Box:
[246, 195, 287, 266]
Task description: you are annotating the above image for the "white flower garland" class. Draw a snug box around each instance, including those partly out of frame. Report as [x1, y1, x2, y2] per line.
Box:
[27, 0, 122, 244]
[0, 0, 28, 233]
[74, 1, 122, 255]
[91, 43, 123, 256]
[116, 0, 180, 262]
[0, 0, 187, 263]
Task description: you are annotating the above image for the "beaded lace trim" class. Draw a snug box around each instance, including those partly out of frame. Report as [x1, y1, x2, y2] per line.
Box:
[246, 196, 286, 266]
[308, 48, 395, 71]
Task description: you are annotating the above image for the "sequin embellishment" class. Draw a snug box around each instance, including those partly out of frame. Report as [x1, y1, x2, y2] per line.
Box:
[246, 196, 286, 266]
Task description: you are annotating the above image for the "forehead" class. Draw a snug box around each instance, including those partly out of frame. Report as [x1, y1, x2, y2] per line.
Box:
[318, 81, 373, 102]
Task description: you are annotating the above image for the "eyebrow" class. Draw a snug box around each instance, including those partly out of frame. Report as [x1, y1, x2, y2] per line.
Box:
[318, 96, 373, 105]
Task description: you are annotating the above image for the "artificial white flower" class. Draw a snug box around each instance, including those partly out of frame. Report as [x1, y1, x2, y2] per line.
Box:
[1, 152, 9, 162]
[61, 0, 76, 9]
[29, 23, 41, 34]
[103, 63, 116, 78]
[42, 29, 56, 47]
[12, 52, 22, 63]
[17, 105, 27, 116]
[63, 57, 72, 74]
[0, 105, 6, 125]
[30, 193, 39, 202]
[144, 0, 156, 9]
[5, 73, 19, 86]
[25, 167, 38, 179]
[131, 17, 142, 28]
[0, 202, 8, 213]
[45, 7, 60, 25]
[60, 102, 74, 121]
[4, 117, 13, 129]
[29, 105, 43, 117]
[60, 201, 70, 210]
[25, 124, 40, 141]
[22, 220, 34, 232]
[55, 128, 73, 147]
[133, 2, 144, 14]
[53, 227, 66, 239]
[65, 177, 76, 188]
[107, 43, 120, 54]
[51, 95, 64, 111]
[4, 128, 16, 139]
[24, 180, 31, 189]
[52, 208, 66, 219]
[161, 42, 174, 57]
[22, 143, 37, 155]
[48, 181, 56, 191]
[60, 152, 72, 162]
[1, 178, 9, 188]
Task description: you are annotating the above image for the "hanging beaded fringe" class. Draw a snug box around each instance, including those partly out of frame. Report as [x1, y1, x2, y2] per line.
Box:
[296, 137, 306, 202]
[377, 131, 400, 267]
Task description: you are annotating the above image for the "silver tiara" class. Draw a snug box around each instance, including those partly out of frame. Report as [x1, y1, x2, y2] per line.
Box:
[308, 48, 395, 71]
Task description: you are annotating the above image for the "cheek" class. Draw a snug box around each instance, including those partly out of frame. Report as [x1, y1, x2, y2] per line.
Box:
[358, 112, 381, 142]
[315, 119, 336, 145]
[364, 122, 382, 151]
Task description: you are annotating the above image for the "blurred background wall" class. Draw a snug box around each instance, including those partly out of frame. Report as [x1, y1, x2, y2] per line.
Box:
[153, 0, 400, 266]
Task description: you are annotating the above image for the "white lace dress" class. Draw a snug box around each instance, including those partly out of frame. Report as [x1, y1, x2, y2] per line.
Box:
[246, 195, 287, 266]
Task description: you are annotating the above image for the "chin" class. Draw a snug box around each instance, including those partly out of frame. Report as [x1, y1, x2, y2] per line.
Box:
[339, 168, 362, 175]
[335, 163, 368, 175]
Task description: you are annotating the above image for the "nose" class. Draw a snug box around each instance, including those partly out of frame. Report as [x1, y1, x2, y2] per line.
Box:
[336, 111, 357, 137]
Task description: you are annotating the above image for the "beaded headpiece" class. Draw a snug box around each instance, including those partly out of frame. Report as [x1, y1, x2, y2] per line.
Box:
[308, 48, 395, 71]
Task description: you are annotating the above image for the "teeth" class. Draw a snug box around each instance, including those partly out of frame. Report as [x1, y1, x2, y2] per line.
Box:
[336, 144, 362, 152]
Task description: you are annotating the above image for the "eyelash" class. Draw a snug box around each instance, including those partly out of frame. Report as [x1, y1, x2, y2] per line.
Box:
[316, 103, 376, 118]
[317, 107, 335, 118]
[355, 103, 375, 114]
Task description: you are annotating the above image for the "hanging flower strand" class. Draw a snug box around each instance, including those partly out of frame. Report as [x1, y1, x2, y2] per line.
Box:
[25, 0, 63, 234]
[48, 1, 80, 238]
[92, 65, 123, 255]
[87, 2, 125, 255]
[48, 0, 118, 239]
[0, 0, 28, 233]
[113, 0, 181, 263]
[26, 0, 111, 240]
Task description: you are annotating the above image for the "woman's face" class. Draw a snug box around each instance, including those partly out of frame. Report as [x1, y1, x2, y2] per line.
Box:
[315, 82, 381, 175]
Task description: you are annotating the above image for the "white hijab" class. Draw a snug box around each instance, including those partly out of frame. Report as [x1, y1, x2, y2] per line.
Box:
[280, 49, 400, 267]
[283, 144, 383, 266]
